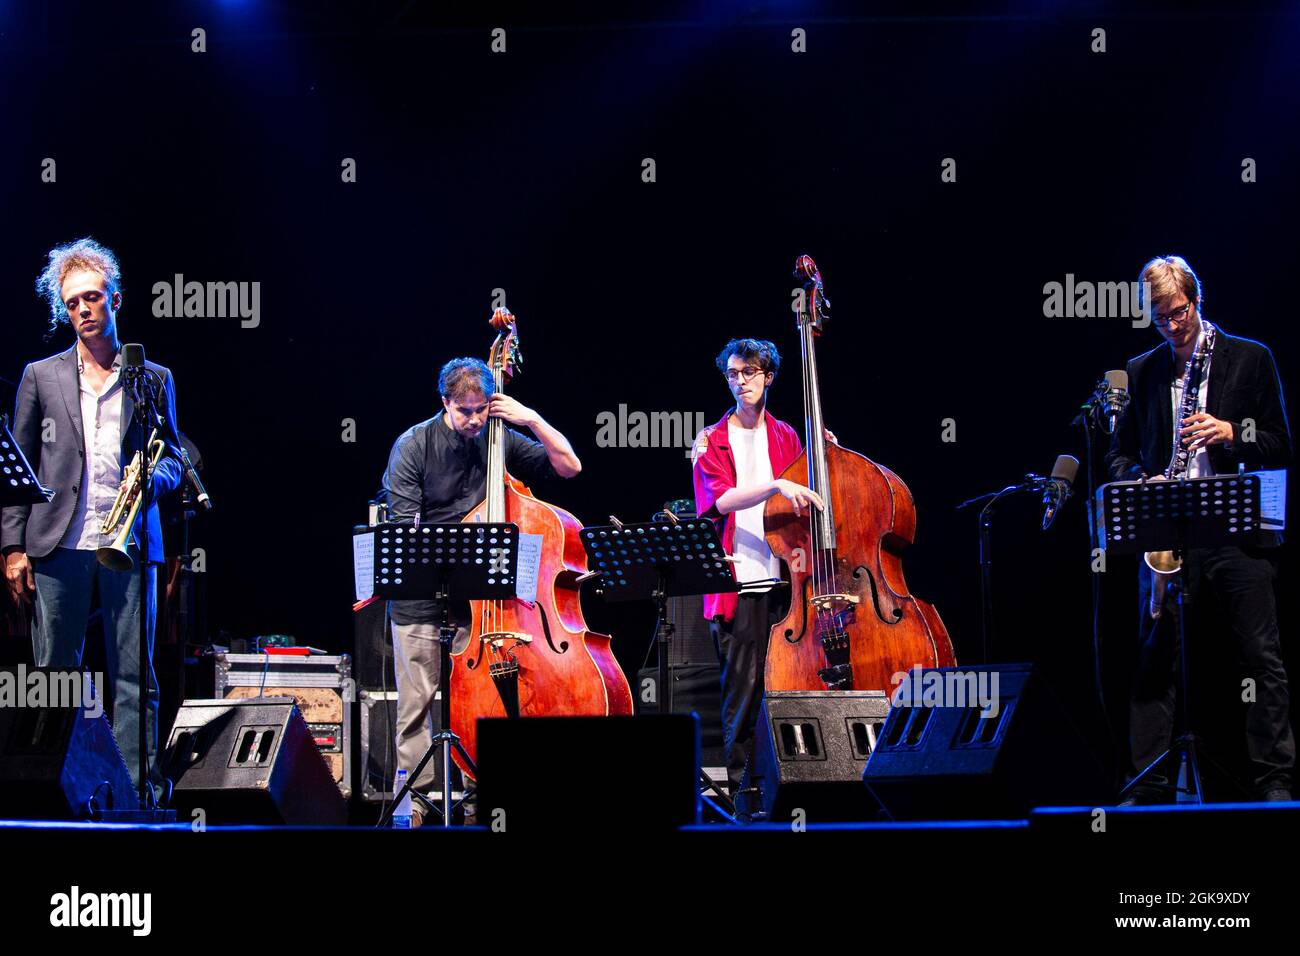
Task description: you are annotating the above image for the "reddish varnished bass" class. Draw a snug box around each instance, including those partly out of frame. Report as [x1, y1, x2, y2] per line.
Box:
[451, 309, 633, 777]
[764, 256, 956, 692]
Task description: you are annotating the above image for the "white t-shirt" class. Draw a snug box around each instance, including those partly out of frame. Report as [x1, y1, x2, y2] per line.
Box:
[1171, 333, 1213, 479]
[728, 419, 781, 588]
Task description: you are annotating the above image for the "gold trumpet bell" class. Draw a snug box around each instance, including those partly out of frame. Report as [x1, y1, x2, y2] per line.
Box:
[96, 540, 136, 572]
[1144, 549, 1182, 575]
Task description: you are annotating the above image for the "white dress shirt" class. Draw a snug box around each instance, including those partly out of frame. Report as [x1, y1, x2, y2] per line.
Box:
[59, 351, 124, 550]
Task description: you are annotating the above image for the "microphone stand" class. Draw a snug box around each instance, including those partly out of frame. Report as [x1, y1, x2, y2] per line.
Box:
[957, 474, 1052, 664]
[1074, 382, 1118, 785]
[123, 366, 160, 810]
[175, 457, 201, 738]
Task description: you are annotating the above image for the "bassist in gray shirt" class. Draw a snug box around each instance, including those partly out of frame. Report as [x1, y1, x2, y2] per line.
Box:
[377, 356, 581, 822]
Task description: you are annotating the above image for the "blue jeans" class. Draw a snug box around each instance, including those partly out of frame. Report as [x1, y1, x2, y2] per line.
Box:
[31, 546, 159, 794]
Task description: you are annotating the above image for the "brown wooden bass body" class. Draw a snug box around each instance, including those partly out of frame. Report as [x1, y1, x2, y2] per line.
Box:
[763, 255, 955, 692]
[765, 444, 955, 692]
[451, 475, 633, 777]
[449, 309, 632, 779]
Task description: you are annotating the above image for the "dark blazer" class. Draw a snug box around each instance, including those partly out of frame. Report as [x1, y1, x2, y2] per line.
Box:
[1, 345, 184, 562]
[1105, 327, 1291, 544]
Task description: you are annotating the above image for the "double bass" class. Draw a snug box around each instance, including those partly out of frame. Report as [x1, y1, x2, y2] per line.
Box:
[450, 308, 633, 776]
[764, 255, 956, 691]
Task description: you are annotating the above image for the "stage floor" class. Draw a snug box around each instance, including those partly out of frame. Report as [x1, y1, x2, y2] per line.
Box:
[3, 800, 1293, 937]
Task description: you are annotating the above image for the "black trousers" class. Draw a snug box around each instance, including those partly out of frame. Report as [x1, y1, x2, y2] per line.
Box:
[1130, 546, 1294, 795]
[710, 591, 780, 793]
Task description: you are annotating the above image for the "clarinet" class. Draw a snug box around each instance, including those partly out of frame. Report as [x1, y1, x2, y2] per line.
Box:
[1163, 321, 1217, 479]
[1145, 320, 1216, 618]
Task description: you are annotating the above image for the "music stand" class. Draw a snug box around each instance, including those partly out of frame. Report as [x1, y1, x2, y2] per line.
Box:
[1097, 473, 1266, 803]
[358, 521, 520, 827]
[579, 513, 739, 813]
[0, 414, 54, 507]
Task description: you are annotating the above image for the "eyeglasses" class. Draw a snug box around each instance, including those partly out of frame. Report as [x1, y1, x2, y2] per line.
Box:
[1152, 303, 1192, 327]
[724, 366, 766, 383]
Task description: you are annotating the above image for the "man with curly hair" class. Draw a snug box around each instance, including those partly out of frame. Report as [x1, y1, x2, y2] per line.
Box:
[2, 238, 184, 802]
[692, 338, 827, 803]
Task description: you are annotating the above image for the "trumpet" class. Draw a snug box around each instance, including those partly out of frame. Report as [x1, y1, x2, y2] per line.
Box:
[97, 429, 166, 572]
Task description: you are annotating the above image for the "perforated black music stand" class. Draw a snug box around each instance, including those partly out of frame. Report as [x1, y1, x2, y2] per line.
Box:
[360, 521, 520, 827]
[1098, 474, 1264, 804]
[580, 514, 740, 813]
[0, 414, 53, 507]
[1097, 474, 1264, 557]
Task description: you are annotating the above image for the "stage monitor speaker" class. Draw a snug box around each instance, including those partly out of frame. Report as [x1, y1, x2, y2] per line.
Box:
[863, 664, 1113, 819]
[634, 663, 724, 767]
[163, 697, 347, 826]
[743, 690, 891, 822]
[654, 501, 722, 667]
[353, 598, 395, 690]
[665, 592, 717, 667]
[476, 715, 700, 832]
[0, 667, 139, 818]
[358, 688, 461, 802]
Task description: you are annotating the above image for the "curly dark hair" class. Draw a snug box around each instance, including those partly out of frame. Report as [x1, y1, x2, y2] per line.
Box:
[438, 357, 496, 401]
[715, 338, 781, 378]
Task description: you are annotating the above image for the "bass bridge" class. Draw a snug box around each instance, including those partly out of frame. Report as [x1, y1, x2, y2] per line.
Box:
[482, 632, 532, 719]
[810, 593, 859, 611]
[482, 631, 532, 653]
[811, 596, 855, 689]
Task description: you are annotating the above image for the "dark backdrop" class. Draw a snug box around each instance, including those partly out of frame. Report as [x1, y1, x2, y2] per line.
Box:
[3, 0, 1298, 788]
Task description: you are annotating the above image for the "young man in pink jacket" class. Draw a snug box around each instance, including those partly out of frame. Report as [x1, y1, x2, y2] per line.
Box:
[692, 338, 824, 797]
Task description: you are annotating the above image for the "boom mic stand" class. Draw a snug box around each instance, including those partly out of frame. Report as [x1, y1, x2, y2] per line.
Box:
[957, 469, 1071, 663]
[173, 443, 206, 741]
[120, 355, 165, 813]
[1073, 377, 1119, 785]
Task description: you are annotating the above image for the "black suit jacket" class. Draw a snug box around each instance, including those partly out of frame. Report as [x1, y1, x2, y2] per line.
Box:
[1105, 327, 1291, 544]
[1, 346, 184, 562]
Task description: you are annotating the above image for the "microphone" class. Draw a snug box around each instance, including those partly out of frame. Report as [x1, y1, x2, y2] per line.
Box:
[1041, 454, 1079, 530]
[121, 340, 145, 377]
[180, 447, 212, 511]
[121, 342, 149, 403]
[1100, 369, 1129, 434]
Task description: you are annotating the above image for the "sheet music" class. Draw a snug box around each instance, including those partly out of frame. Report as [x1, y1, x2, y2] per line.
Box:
[1254, 469, 1287, 530]
[515, 532, 543, 603]
[352, 531, 375, 602]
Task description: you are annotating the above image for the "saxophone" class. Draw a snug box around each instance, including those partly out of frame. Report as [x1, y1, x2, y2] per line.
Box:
[1145, 321, 1216, 619]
